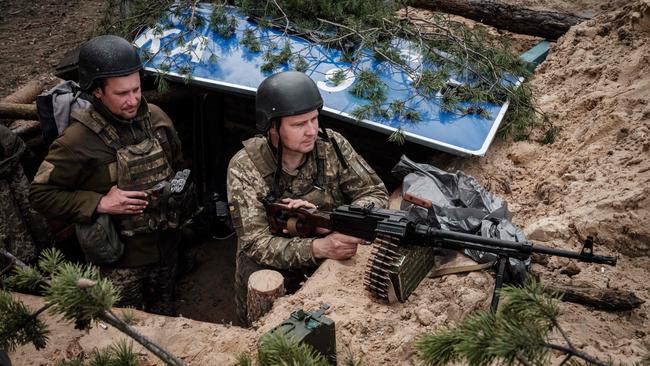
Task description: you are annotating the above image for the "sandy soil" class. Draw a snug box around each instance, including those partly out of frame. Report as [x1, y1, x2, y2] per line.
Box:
[4, 0, 650, 365]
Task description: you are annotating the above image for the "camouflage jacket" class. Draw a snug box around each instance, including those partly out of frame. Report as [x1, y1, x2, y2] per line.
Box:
[227, 129, 388, 269]
[0, 125, 50, 262]
[29, 99, 183, 267]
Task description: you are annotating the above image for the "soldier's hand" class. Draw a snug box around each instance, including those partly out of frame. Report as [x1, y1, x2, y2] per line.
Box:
[312, 232, 363, 260]
[281, 197, 316, 209]
[96, 185, 148, 215]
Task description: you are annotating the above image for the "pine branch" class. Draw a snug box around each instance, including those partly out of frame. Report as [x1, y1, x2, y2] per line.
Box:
[2, 249, 184, 365]
[544, 343, 611, 366]
[99, 311, 186, 366]
[0, 248, 28, 269]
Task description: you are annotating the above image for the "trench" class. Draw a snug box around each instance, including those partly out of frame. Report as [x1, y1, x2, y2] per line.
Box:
[48, 79, 443, 327]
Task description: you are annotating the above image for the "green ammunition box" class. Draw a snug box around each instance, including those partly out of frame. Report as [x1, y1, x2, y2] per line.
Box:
[259, 304, 336, 364]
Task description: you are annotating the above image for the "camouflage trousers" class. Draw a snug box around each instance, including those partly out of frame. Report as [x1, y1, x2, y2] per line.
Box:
[235, 251, 316, 326]
[101, 259, 177, 316]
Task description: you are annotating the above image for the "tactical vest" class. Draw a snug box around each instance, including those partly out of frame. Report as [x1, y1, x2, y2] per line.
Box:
[242, 134, 345, 212]
[75, 108, 174, 236]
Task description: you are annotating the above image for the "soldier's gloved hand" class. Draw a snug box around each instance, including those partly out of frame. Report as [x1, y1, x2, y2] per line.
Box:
[96, 185, 148, 215]
[312, 232, 363, 260]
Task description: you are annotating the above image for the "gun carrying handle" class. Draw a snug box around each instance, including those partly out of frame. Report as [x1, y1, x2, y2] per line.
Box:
[403, 192, 433, 209]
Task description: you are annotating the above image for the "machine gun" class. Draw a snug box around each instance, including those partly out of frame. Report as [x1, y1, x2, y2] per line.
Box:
[265, 200, 617, 311]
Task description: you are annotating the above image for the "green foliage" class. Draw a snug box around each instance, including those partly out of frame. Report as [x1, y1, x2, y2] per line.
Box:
[414, 69, 447, 99]
[236, 0, 395, 30]
[374, 43, 403, 64]
[88, 340, 138, 366]
[238, 331, 330, 366]
[242, 28, 262, 52]
[536, 124, 560, 145]
[236, 353, 254, 366]
[1, 249, 181, 365]
[155, 73, 170, 94]
[5, 264, 45, 292]
[388, 129, 406, 145]
[642, 349, 650, 366]
[0, 290, 49, 351]
[414, 279, 618, 366]
[46, 263, 120, 328]
[121, 307, 136, 325]
[97, 0, 175, 38]
[96, 0, 541, 141]
[341, 344, 364, 366]
[329, 69, 347, 86]
[56, 339, 138, 366]
[210, 4, 238, 38]
[261, 42, 293, 73]
[38, 248, 66, 276]
[293, 56, 309, 72]
[350, 70, 386, 102]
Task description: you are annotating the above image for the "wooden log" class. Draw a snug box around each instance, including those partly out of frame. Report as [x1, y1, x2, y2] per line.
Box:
[544, 283, 645, 311]
[408, 0, 588, 40]
[0, 102, 38, 120]
[246, 269, 285, 324]
[8, 120, 41, 137]
[1, 77, 57, 104]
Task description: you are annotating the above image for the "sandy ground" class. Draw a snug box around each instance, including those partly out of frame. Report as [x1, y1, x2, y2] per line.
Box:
[3, 0, 650, 365]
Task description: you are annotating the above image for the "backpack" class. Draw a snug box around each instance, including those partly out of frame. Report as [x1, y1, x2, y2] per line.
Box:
[35, 80, 91, 147]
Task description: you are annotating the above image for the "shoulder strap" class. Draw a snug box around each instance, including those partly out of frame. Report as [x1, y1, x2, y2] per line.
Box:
[242, 136, 277, 188]
[71, 108, 123, 150]
[320, 127, 348, 169]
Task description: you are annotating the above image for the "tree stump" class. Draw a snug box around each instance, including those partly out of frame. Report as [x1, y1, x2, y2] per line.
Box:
[246, 269, 285, 323]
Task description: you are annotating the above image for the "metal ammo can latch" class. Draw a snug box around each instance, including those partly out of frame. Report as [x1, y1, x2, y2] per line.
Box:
[259, 304, 336, 364]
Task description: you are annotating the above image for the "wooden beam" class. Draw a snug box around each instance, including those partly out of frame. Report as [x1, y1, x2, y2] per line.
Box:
[0, 102, 38, 120]
[545, 283, 645, 311]
[409, 0, 588, 40]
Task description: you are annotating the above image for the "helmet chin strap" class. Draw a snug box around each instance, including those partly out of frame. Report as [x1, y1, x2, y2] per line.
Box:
[270, 121, 284, 202]
[318, 121, 348, 170]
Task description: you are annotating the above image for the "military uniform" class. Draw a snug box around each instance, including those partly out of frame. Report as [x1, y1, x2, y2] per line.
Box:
[30, 98, 183, 314]
[227, 129, 388, 324]
[0, 125, 50, 263]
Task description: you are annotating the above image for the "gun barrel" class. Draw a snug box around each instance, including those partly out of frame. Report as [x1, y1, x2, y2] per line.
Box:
[415, 225, 616, 266]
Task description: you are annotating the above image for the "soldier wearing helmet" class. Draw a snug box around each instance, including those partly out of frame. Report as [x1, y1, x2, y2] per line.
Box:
[227, 71, 388, 325]
[30, 35, 184, 315]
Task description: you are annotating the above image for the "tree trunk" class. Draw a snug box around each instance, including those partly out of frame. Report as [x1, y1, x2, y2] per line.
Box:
[247, 269, 285, 324]
[0, 102, 38, 120]
[408, 0, 588, 40]
[544, 283, 645, 311]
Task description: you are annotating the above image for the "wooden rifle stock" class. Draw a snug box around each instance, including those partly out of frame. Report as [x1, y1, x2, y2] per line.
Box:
[265, 202, 332, 237]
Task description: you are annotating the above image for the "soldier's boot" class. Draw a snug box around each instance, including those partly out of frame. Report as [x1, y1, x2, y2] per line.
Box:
[101, 267, 148, 310]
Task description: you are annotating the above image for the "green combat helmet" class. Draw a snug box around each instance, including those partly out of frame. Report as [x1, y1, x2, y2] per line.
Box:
[259, 304, 336, 365]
